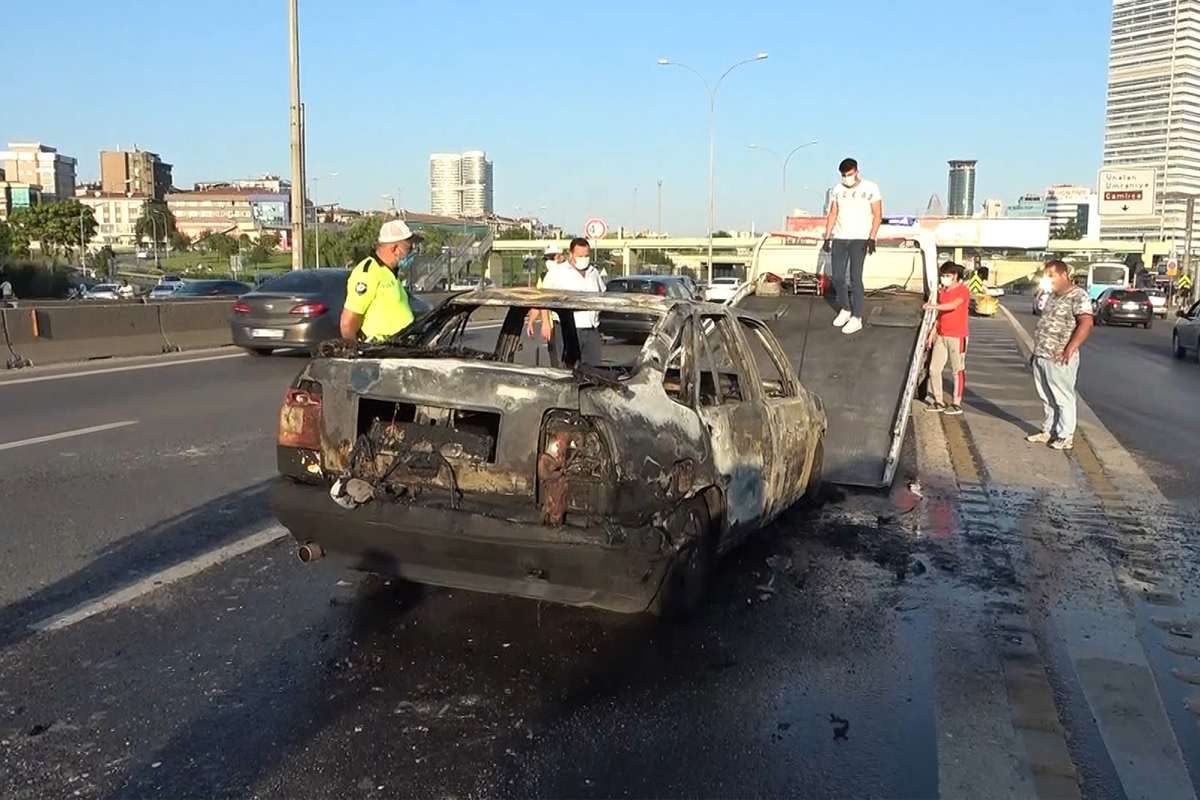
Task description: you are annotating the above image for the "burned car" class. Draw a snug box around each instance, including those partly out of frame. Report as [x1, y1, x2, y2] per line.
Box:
[269, 288, 827, 618]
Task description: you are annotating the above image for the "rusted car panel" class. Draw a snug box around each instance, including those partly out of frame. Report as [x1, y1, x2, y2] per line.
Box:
[269, 290, 827, 615]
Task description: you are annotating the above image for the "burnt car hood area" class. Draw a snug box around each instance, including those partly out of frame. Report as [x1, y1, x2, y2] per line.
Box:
[269, 289, 827, 617]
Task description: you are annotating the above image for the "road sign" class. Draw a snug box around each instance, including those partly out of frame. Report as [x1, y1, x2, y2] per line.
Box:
[1098, 167, 1157, 216]
[1167, 259, 1178, 277]
[1179, 274, 1193, 290]
[584, 217, 608, 239]
[966, 272, 986, 294]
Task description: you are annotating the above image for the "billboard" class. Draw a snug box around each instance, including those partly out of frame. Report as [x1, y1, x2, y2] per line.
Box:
[784, 215, 1050, 249]
[1045, 184, 1091, 202]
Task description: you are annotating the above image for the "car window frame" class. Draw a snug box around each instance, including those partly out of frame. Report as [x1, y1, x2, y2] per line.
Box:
[735, 316, 798, 400]
[696, 312, 754, 406]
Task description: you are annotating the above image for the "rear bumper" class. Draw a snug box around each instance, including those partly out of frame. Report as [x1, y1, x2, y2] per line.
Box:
[230, 317, 337, 349]
[1100, 310, 1152, 323]
[269, 477, 670, 614]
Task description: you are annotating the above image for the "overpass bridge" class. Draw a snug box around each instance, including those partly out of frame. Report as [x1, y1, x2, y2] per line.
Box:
[490, 237, 757, 277]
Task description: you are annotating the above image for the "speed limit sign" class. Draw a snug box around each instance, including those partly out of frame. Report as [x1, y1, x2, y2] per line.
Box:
[584, 217, 607, 239]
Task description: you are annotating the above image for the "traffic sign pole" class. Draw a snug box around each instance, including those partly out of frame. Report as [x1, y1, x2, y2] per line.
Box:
[1188, 197, 1198, 294]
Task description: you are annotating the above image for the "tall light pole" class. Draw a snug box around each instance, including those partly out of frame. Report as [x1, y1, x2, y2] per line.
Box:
[152, 210, 168, 269]
[310, 172, 337, 267]
[657, 53, 768, 283]
[657, 178, 663, 235]
[149, 213, 160, 269]
[749, 140, 819, 228]
[78, 206, 88, 269]
[288, 0, 306, 271]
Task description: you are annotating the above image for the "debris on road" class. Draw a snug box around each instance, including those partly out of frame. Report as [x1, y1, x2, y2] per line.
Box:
[829, 713, 850, 740]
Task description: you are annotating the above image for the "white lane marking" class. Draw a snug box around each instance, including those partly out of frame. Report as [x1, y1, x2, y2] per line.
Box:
[0, 352, 247, 388]
[0, 420, 139, 452]
[30, 524, 289, 633]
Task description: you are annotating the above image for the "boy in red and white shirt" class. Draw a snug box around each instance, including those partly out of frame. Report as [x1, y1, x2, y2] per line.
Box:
[923, 262, 970, 415]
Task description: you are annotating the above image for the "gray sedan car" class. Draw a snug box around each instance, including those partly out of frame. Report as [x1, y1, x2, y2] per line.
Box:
[231, 268, 431, 356]
[1172, 300, 1200, 361]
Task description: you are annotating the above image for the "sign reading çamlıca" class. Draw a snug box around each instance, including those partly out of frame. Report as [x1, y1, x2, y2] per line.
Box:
[1098, 167, 1157, 216]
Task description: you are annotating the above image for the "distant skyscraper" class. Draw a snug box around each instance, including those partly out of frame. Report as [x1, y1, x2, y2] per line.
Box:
[947, 160, 977, 217]
[925, 194, 945, 216]
[1101, 0, 1200, 240]
[429, 150, 494, 217]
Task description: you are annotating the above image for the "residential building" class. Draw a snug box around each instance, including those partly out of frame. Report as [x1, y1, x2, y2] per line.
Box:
[166, 186, 292, 240]
[1102, 0, 1200, 240]
[1007, 192, 1048, 218]
[947, 160, 977, 217]
[429, 150, 494, 217]
[1, 142, 77, 202]
[981, 198, 1005, 218]
[0, 182, 42, 221]
[77, 191, 150, 246]
[100, 147, 173, 199]
[193, 176, 291, 193]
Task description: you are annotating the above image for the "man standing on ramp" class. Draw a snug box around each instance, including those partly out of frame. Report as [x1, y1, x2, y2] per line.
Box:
[822, 157, 882, 335]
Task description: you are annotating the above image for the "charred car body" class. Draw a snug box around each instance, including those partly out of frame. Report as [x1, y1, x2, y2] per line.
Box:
[269, 288, 826, 618]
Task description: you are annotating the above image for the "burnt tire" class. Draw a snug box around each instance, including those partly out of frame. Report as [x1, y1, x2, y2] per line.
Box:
[650, 499, 715, 622]
[803, 440, 825, 504]
[245, 347, 274, 357]
[1174, 333, 1186, 360]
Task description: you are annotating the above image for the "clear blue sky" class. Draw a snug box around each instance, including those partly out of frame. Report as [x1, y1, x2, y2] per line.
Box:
[5, 0, 1109, 235]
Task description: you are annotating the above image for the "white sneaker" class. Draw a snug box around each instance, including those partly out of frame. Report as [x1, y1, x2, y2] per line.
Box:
[833, 309, 852, 327]
[842, 316, 863, 335]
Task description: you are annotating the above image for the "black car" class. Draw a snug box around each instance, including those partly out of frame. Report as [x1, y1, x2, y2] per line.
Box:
[231, 268, 432, 356]
[599, 275, 697, 342]
[1094, 288, 1154, 329]
[175, 279, 255, 297]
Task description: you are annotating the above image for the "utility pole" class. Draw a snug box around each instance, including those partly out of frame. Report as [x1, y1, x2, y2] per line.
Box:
[288, 0, 306, 270]
[657, 179, 663, 235]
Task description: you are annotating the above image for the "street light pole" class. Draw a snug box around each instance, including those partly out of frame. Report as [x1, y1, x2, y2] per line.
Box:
[288, 0, 306, 271]
[149, 214, 160, 269]
[78, 207, 87, 269]
[749, 139, 818, 227]
[152, 211, 168, 268]
[657, 178, 663, 235]
[658, 53, 768, 284]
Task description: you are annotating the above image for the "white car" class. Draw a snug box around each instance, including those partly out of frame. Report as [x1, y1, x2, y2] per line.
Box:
[703, 276, 743, 303]
[1147, 289, 1168, 317]
[83, 284, 120, 300]
[148, 283, 182, 300]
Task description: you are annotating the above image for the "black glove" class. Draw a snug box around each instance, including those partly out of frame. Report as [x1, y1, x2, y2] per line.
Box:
[866, 239, 877, 255]
[822, 238, 832, 253]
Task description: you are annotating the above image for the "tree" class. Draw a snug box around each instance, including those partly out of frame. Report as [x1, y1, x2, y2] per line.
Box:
[135, 199, 178, 247]
[8, 201, 95, 257]
[1051, 220, 1083, 240]
[170, 230, 192, 253]
[211, 233, 240, 260]
[259, 231, 281, 251]
[497, 226, 532, 240]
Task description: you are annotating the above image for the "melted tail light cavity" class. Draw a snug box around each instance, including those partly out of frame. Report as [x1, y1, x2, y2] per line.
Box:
[279, 378, 323, 451]
[537, 410, 614, 525]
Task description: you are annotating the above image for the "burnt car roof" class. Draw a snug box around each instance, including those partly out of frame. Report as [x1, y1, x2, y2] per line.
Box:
[444, 287, 736, 314]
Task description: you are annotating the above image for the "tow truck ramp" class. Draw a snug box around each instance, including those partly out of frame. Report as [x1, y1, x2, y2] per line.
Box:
[732, 227, 937, 487]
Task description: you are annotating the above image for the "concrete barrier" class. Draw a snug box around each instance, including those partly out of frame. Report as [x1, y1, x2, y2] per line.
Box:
[158, 299, 235, 351]
[26, 303, 166, 364]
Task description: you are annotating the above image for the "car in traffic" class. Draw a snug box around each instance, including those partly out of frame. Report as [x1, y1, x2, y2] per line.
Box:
[231, 268, 432, 356]
[1172, 300, 1200, 361]
[450, 275, 495, 291]
[599, 275, 698, 342]
[269, 289, 827, 619]
[174, 279, 254, 298]
[148, 281, 183, 300]
[1147, 288, 1169, 317]
[703, 276, 743, 303]
[82, 284, 120, 300]
[1094, 288, 1154, 328]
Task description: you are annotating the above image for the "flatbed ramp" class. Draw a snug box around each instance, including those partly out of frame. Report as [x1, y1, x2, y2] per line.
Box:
[741, 292, 927, 487]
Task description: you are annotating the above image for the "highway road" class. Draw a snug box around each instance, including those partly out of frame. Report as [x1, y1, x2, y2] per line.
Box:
[1, 317, 1198, 798]
[1004, 298, 1200, 503]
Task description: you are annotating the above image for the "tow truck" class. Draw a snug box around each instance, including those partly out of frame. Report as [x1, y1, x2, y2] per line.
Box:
[729, 226, 936, 487]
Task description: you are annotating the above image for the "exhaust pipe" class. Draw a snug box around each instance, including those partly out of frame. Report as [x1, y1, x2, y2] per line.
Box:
[297, 542, 324, 563]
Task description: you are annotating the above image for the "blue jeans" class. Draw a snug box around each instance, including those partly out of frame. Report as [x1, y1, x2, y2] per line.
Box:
[830, 239, 867, 317]
[1032, 355, 1080, 438]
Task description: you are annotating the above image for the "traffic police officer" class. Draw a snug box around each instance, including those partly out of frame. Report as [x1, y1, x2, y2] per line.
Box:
[339, 219, 421, 341]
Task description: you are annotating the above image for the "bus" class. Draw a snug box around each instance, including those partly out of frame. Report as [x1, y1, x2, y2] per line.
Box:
[1080, 262, 1129, 301]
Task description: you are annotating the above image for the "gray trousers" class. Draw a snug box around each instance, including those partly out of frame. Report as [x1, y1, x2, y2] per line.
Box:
[928, 335, 967, 404]
[551, 327, 602, 367]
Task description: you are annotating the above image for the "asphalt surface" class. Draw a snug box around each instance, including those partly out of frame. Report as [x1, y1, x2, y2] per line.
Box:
[1004, 297, 1200, 502]
[1, 313, 1197, 799]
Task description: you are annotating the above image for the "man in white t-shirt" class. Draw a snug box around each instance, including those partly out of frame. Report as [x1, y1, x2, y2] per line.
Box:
[540, 236, 606, 367]
[822, 157, 882, 335]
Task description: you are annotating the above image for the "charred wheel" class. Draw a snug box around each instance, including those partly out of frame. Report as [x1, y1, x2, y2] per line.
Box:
[650, 498, 715, 621]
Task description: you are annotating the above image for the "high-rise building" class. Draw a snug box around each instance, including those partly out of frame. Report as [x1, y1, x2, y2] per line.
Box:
[981, 198, 1005, 218]
[1102, 0, 1200, 240]
[100, 147, 173, 200]
[429, 150, 494, 217]
[0, 142, 77, 202]
[946, 160, 977, 217]
[1007, 192, 1048, 218]
[1045, 185, 1100, 237]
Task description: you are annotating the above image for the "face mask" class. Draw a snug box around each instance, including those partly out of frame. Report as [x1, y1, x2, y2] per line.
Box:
[544, 259, 554, 269]
[398, 251, 415, 269]
[940, 276, 953, 287]
[841, 174, 857, 187]
[574, 256, 590, 271]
